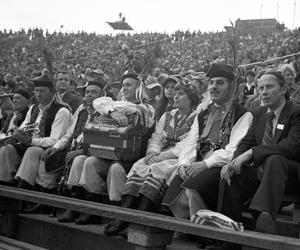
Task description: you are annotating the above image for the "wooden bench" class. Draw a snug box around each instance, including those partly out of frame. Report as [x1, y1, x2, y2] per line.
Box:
[1, 185, 300, 250]
[0, 235, 48, 250]
[282, 194, 300, 223]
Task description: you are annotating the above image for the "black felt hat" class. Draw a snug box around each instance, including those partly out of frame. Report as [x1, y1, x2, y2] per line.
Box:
[86, 77, 107, 89]
[14, 88, 31, 99]
[206, 63, 234, 81]
[79, 77, 107, 91]
[32, 74, 54, 89]
[121, 69, 138, 83]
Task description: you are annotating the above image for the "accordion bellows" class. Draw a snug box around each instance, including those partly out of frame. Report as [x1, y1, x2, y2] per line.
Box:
[191, 209, 244, 232]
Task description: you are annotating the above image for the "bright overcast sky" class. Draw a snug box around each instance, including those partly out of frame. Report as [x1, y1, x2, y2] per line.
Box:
[1, 0, 299, 34]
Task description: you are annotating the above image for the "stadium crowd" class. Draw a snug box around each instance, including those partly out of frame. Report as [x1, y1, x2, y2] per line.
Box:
[0, 27, 300, 250]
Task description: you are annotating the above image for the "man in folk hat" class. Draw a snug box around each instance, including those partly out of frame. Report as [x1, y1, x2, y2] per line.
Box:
[44, 79, 106, 202]
[57, 70, 155, 225]
[0, 89, 31, 134]
[163, 64, 252, 229]
[45, 78, 106, 160]
[55, 72, 82, 114]
[0, 74, 72, 190]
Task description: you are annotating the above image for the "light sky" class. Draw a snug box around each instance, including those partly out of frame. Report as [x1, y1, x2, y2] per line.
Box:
[1, 0, 299, 34]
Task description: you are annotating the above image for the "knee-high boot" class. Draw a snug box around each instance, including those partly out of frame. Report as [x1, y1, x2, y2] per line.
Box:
[137, 195, 154, 212]
[58, 186, 84, 223]
[75, 192, 102, 225]
[103, 194, 140, 236]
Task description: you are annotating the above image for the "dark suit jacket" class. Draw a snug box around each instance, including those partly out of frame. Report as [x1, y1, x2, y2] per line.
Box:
[62, 91, 82, 114]
[233, 100, 300, 167]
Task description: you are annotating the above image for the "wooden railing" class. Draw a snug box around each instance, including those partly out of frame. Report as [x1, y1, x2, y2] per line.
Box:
[1, 185, 300, 250]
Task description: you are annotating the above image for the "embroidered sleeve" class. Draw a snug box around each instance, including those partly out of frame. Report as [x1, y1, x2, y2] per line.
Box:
[93, 97, 114, 115]
[175, 115, 199, 165]
[146, 112, 167, 155]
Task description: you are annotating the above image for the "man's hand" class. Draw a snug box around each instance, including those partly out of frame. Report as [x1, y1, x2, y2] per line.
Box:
[13, 130, 32, 145]
[220, 164, 233, 185]
[110, 111, 128, 127]
[220, 149, 253, 185]
[43, 147, 57, 160]
[185, 161, 208, 178]
[178, 165, 189, 180]
[65, 149, 84, 165]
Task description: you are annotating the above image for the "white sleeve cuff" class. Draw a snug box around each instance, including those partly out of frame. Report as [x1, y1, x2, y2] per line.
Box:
[204, 157, 218, 168]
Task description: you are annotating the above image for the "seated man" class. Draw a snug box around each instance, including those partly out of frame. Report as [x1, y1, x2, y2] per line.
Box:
[221, 72, 300, 245]
[43, 79, 106, 220]
[55, 72, 82, 114]
[0, 89, 30, 134]
[0, 74, 72, 189]
[58, 70, 155, 225]
[162, 63, 252, 222]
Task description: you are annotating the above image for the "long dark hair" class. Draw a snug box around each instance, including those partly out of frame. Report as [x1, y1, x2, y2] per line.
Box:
[155, 78, 177, 120]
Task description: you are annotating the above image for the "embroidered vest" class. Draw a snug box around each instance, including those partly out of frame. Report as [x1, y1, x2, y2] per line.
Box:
[27, 100, 69, 137]
[197, 102, 246, 148]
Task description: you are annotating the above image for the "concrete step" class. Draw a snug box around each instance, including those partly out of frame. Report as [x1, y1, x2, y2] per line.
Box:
[16, 213, 202, 250]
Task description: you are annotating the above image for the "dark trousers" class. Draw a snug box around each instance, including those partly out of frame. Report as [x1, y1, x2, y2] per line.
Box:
[182, 167, 221, 211]
[222, 155, 300, 222]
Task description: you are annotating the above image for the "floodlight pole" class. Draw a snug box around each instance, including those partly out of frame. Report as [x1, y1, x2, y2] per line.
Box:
[293, 0, 296, 29]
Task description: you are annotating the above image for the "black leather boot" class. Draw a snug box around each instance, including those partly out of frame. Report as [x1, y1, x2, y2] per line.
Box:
[103, 194, 140, 236]
[17, 179, 33, 190]
[137, 195, 154, 212]
[58, 186, 84, 222]
[75, 192, 102, 225]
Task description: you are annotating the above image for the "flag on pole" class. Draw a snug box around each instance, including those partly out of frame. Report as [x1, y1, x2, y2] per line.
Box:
[106, 21, 133, 30]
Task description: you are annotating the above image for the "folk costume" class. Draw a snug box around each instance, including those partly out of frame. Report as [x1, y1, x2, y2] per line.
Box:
[124, 108, 197, 206]
[162, 63, 253, 220]
[0, 74, 72, 189]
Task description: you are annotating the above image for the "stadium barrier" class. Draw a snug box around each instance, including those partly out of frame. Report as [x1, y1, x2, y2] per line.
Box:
[0, 185, 300, 250]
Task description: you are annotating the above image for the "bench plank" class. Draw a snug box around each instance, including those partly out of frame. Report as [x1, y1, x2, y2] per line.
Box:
[0, 235, 48, 250]
[0, 185, 300, 250]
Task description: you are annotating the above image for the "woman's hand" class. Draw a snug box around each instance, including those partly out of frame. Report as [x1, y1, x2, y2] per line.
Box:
[144, 152, 158, 165]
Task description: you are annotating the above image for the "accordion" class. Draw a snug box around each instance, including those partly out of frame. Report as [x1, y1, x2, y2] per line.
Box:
[83, 113, 148, 162]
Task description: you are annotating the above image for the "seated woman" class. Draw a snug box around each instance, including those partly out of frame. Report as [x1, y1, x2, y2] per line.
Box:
[58, 70, 155, 225]
[104, 80, 199, 236]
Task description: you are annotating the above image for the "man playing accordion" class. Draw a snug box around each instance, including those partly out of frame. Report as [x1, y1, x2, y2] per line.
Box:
[57, 70, 155, 225]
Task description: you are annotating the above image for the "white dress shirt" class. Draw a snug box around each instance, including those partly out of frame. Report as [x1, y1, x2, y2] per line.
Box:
[172, 109, 253, 168]
[20, 99, 72, 148]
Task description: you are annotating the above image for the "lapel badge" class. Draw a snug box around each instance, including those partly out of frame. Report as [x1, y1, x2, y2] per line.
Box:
[276, 124, 284, 130]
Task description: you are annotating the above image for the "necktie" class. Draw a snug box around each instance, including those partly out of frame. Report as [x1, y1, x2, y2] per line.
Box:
[262, 111, 275, 146]
[257, 111, 275, 179]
